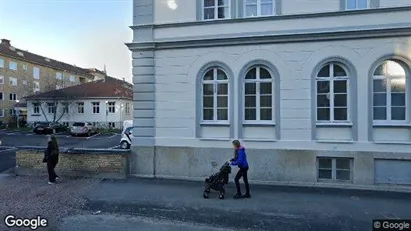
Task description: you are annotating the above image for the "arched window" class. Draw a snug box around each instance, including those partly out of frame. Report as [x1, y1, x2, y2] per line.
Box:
[244, 66, 273, 122]
[316, 63, 349, 122]
[202, 68, 229, 122]
[372, 60, 407, 122]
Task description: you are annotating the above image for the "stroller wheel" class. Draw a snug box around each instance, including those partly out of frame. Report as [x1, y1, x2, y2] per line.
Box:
[203, 192, 209, 199]
[219, 194, 224, 200]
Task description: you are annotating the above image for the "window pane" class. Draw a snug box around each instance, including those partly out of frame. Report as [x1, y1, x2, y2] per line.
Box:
[334, 108, 347, 121]
[218, 0, 229, 6]
[260, 108, 272, 120]
[336, 170, 350, 180]
[245, 68, 257, 79]
[391, 93, 405, 106]
[319, 158, 332, 168]
[334, 94, 347, 107]
[386, 60, 406, 76]
[217, 83, 228, 94]
[334, 80, 347, 93]
[217, 6, 229, 18]
[373, 93, 386, 106]
[317, 108, 330, 121]
[203, 84, 214, 96]
[336, 159, 350, 170]
[317, 65, 330, 77]
[346, 0, 356, 9]
[203, 70, 214, 80]
[317, 95, 330, 107]
[216, 69, 227, 80]
[245, 83, 256, 94]
[245, 96, 256, 107]
[203, 96, 213, 107]
[261, 3, 273, 15]
[333, 65, 347, 77]
[260, 95, 272, 107]
[319, 170, 332, 179]
[317, 81, 330, 94]
[373, 107, 386, 120]
[245, 5, 257, 16]
[204, 8, 215, 19]
[259, 67, 272, 79]
[204, 0, 215, 7]
[391, 78, 406, 93]
[373, 64, 384, 76]
[373, 79, 386, 92]
[245, 108, 256, 120]
[392, 107, 406, 120]
[217, 96, 228, 107]
[217, 109, 228, 120]
[260, 82, 272, 94]
[203, 109, 213, 120]
[358, 0, 367, 9]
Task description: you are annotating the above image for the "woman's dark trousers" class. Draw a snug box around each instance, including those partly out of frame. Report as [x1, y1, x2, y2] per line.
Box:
[234, 167, 250, 195]
[47, 156, 59, 182]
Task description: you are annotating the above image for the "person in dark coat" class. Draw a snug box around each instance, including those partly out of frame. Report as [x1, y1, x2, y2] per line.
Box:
[230, 140, 251, 199]
[45, 135, 59, 184]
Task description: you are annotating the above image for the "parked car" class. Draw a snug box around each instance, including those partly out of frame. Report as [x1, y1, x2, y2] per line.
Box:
[120, 126, 133, 149]
[33, 122, 67, 134]
[70, 122, 99, 137]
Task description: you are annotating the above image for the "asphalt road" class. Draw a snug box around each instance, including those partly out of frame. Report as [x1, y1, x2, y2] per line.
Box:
[0, 149, 15, 173]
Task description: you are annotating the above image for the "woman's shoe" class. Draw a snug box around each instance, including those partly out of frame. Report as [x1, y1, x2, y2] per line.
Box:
[242, 193, 251, 198]
[233, 194, 243, 199]
[48, 182, 55, 185]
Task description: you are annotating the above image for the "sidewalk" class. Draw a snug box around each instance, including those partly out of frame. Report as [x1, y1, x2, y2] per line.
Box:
[60, 178, 411, 231]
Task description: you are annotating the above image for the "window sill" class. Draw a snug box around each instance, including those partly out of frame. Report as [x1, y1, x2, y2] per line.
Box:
[315, 139, 355, 144]
[373, 123, 411, 128]
[316, 122, 353, 127]
[317, 179, 353, 184]
[243, 121, 276, 127]
[373, 141, 411, 145]
[242, 138, 277, 142]
[200, 122, 230, 126]
[199, 138, 231, 141]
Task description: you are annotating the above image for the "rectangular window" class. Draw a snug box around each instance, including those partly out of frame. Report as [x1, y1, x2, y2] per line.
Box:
[346, 0, 368, 10]
[62, 103, 69, 113]
[0, 58, 4, 68]
[108, 122, 115, 128]
[203, 0, 230, 20]
[33, 103, 40, 114]
[77, 102, 84, 114]
[9, 61, 17, 70]
[22, 64, 28, 71]
[56, 72, 63, 80]
[9, 77, 17, 86]
[47, 103, 56, 114]
[245, 0, 275, 17]
[92, 102, 100, 114]
[0, 76, 3, 84]
[69, 75, 76, 82]
[108, 102, 115, 113]
[33, 67, 40, 79]
[9, 93, 17, 101]
[317, 157, 352, 182]
[23, 80, 27, 85]
[0, 92, 3, 100]
[33, 81, 40, 92]
[0, 109, 3, 117]
[9, 109, 15, 116]
[125, 103, 130, 114]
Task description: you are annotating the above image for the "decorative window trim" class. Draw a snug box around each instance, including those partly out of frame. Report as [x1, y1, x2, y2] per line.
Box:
[244, 0, 276, 17]
[315, 62, 351, 124]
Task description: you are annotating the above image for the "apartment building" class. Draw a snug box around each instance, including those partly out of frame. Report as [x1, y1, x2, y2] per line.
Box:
[127, 0, 411, 188]
[0, 39, 95, 125]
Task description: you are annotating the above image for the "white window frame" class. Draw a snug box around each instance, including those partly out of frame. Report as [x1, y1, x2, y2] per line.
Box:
[69, 75, 76, 82]
[47, 103, 56, 114]
[345, 0, 369, 10]
[22, 64, 28, 71]
[9, 93, 17, 101]
[62, 103, 69, 114]
[92, 102, 100, 114]
[9, 61, 17, 71]
[77, 102, 84, 114]
[243, 66, 275, 124]
[316, 63, 351, 124]
[244, 0, 275, 17]
[202, 0, 231, 20]
[201, 68, 230, 124]
[0, 58, 4, 68]
[108, 102, 116, 113]
[33, 81, 40, 92]
[0, 76, 3, 84]
[317, 157, 353, 182]
[9, 77, 17, 86]
[125, 103, 130, 114]
[372, 61, 407, 125]
[33, 67, 40, 79]
[33, 103, 40, 114]
[56, 72, 63, 80]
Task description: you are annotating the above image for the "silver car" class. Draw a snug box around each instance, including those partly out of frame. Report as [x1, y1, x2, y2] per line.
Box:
[70, 122, 99, 137]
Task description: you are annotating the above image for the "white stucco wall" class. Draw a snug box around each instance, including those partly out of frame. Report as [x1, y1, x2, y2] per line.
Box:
[282, 0, 340, 15]
[153, 36, 411, 152]
[380, 0, 411, 8]
[27, 99, 132, 128]
[154, 0, 196, 24]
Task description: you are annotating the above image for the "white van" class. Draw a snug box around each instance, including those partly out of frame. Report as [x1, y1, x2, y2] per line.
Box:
[120, 126, 133, 149]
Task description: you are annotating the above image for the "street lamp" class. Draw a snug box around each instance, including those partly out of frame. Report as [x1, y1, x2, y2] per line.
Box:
[15, 100, 20, 128]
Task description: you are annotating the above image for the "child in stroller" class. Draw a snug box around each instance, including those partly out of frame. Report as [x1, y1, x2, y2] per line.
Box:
[203, 160, 231, 199]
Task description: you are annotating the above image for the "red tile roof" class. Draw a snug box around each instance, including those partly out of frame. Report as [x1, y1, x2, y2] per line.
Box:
[24, 79, 133, 100]
[0, 39, 94, 78]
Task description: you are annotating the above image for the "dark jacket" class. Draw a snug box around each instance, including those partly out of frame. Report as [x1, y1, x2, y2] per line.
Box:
[230, 146, 249, 169]
[46, 141, 59, 160]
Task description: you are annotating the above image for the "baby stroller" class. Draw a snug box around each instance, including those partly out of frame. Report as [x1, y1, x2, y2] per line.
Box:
[203, 160, 231, 199]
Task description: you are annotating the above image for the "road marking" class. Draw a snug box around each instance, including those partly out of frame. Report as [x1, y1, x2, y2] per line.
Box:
[110, 145, 121, 149]
[86, 133, 100, 140]
[109, 134, 120, 139]
[0, 148, 17, 153]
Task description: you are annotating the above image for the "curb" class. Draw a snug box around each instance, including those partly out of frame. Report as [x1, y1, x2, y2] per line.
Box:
[0, 167, 15, 175]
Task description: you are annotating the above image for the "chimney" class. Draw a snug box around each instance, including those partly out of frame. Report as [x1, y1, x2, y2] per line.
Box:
[1, 39, 11, 47]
